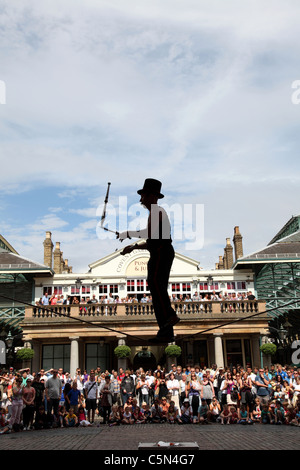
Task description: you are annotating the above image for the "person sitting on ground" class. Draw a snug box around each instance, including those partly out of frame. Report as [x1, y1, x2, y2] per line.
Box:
[0, 407, 10, 434]
[132, 405, 145, 424]
[108, 403, 121, 427]
[180, 398, 193, 424]
[150, 399, 164, 423]
[121, 405, 134, 425]
[197, 399, 209, 424]
[230, 406, 238, 424]
[58, 405, 67, 428]
[274, 400, 285, 424]
[237, 404, 250, 424]
[220, 404, 232, 425]
[78, 405, 92, 427]
[166, 400, 180, 424]
[260, 404, 271, 424]
[64, 407, 78, 427]
[252, 397, 262, 423]
[34, 405, 49, 430]
[208, 397, 221, 423]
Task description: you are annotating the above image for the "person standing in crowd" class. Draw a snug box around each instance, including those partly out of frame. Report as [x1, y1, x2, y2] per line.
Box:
[84, 370, 98, 424]
[66, 381, 81, 415]
[99, 375, 114, 425]
[32, 373, 45, 418]
[121, 370, 135, 405]
[255, 368, 271, 406]
[9, 376, 23, 432]
[45, 369, 62, 427]
[22, 377, 36, 430]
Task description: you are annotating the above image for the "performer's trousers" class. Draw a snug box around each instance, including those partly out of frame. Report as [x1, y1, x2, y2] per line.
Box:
[147, 244, 176, 333]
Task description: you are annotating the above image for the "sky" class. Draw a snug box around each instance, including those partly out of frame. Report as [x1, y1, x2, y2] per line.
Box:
[1, 0, 300, 273]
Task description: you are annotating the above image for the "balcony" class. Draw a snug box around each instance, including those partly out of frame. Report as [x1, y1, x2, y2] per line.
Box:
[25, 300, 266, 321]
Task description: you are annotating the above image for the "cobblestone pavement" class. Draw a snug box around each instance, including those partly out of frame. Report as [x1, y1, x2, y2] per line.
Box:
[1, 419, 300, 452]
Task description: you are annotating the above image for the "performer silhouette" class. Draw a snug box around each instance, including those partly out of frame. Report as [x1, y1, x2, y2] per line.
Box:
[118, 179, 180, 343]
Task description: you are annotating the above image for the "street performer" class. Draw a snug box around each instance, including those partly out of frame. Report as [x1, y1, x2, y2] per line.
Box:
[118, 178, 180, 343]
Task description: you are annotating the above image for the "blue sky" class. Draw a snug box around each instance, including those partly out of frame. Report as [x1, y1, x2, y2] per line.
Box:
[1, 0, 300, 272]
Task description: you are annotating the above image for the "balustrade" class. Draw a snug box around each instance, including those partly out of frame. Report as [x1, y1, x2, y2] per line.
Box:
[29, 300, 260, 319]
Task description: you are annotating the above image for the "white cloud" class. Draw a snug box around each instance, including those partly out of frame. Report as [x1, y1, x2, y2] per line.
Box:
[1, 0, 300, 271]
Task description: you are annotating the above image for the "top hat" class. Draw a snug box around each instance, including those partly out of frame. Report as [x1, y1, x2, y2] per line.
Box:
[137, 178, 164, 199]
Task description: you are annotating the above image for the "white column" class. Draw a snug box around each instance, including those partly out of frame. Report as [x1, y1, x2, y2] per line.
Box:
[69, 337, 79, 378]
[117, 338, 128, 371]
[213, 334, 224, 369]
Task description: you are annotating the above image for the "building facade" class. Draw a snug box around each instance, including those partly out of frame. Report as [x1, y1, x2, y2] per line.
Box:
[18, 229, 269, 376]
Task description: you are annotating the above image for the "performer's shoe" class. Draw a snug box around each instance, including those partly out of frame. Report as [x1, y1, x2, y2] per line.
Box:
[148, 334, 175, 344]
[162, 315, 180, 329]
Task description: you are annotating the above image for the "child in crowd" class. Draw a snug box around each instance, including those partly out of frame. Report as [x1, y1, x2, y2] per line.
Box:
[290, 404, 300, 426]
[238, 404, 249, 424]
[141, 403, 151, 423]
[274, 400, 285, 424]
[58, 405, 67, 428]
[0, 407, 10, 434]
[132, 405, 145, 424]
[230, 406, 238, 424]
[167, 400, 179, 424]
[109, 404, 121, 427]
[64, 407, 78, 427]
[220, 404, 232, 425]
[273, 385, 284, 403]
[260, 404, 271, 424]
[252, 398, 262, 422]
[34, 405, 49, 430]
[122, 405, 134, 425]
[78, 405, 91, 427]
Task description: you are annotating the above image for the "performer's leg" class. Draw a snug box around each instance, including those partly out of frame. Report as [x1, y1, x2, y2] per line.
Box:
[147, 246, 179, 337]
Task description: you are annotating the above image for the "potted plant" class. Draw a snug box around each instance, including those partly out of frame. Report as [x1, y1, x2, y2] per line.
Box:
[114, 345, 131, 358]
[16, 348, 35, 361]
[260, 343, 277, 356]
[165, 345, 182, 358]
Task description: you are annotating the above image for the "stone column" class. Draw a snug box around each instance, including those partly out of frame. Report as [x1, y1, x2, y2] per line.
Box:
[117, 339, 128, 371]
[31, 341, 40, 373]
[213, 334, 224, 369]
[70, 337, 80, 378]
[251, 334, 262, 369]
[260, 335, 272, 368]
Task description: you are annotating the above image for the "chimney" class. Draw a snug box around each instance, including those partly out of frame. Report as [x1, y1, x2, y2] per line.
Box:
[43, 231, 53, 268]
[233, 226, 243, 260]
[224, 238, 234, 269]
[218, 255, 224, 270]
[53, 242, 62, 274]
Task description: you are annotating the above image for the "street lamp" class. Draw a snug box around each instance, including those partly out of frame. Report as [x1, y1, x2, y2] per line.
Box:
[278, 325, 288, 342]
[75, 278, 82, 290]
[6, 331, 14, 349]
[207, 275, 213, 286]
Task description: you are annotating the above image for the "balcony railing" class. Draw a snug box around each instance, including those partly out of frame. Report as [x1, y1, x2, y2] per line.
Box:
[26, 300, 265, 320]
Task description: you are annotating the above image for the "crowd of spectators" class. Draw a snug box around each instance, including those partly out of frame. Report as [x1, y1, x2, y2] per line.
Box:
[1, 361, 299, 434]
[36, 291, 256, 309]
